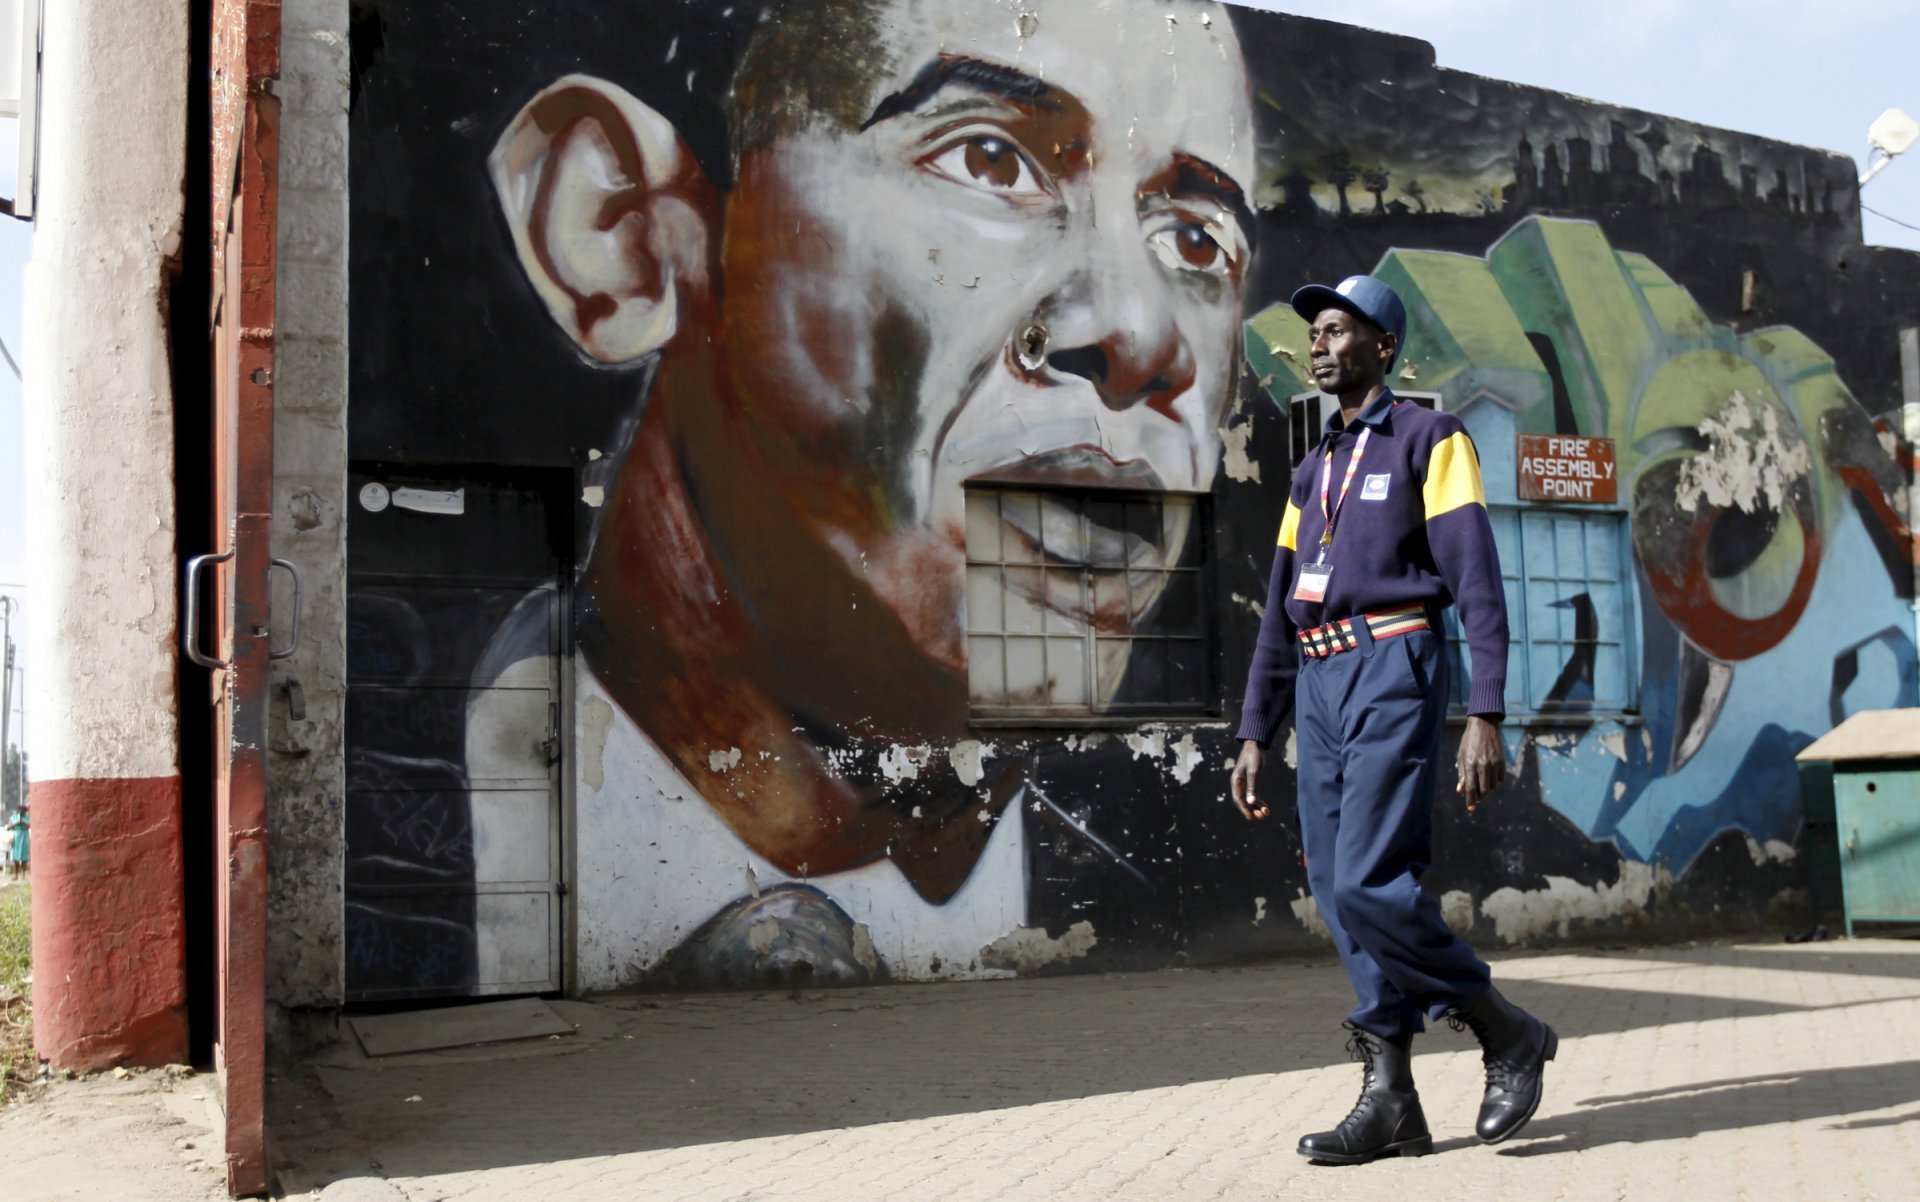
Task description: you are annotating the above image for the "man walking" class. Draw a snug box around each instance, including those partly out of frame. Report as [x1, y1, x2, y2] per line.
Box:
[1230, 275, 1556, 1164]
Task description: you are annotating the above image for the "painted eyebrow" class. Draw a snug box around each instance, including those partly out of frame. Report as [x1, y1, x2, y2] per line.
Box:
[1160, 153, 1259, 256]
[861, 55, 1064, 131]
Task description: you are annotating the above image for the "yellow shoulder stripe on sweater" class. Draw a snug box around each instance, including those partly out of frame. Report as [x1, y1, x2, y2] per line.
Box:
[1423, 430, 1486, 519]
[1277, 499, 1303, 550]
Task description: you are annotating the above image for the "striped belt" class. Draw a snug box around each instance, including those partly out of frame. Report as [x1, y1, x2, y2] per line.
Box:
[1298, 603, 1430, 659]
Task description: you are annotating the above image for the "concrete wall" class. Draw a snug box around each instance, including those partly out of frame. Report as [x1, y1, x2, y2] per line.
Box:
[266, 0, 352, 1013]
[278, 0, 1920, 1006]
[24, 0, 192, 1067]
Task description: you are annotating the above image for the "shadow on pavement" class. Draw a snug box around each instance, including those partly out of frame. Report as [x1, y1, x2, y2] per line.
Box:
[267, 943, 1920, 1186]
[1491, 1061, 1920, 1156]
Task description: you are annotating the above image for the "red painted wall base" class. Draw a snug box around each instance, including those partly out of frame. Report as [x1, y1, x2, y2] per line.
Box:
[30, 774, 190, 1070]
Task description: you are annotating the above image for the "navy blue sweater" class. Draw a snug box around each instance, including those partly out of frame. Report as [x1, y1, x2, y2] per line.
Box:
[1237, 390, 1509, 746]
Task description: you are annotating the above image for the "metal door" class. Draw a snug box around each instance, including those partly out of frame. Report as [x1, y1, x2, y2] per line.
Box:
[176, 1, 284, 1191]
[1835, 767, 1920, 937]
[343, 476, 566, 1000]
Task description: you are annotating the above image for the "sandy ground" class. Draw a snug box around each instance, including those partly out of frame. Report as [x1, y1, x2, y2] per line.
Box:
[1, 1067, 230, 1201]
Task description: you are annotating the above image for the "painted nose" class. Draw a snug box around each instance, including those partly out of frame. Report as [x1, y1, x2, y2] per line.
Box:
[1046, 331, 1195, 418]
[1040, 244, 1196, 418]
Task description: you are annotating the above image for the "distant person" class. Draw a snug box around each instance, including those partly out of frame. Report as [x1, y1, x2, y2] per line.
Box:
[1229, 275, 1557, 1163]
[5, 806, 24, 880]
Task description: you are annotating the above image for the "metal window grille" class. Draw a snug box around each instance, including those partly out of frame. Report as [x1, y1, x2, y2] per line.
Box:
[964, 487, 1213, 721]
[1446, 506, 1638, 716]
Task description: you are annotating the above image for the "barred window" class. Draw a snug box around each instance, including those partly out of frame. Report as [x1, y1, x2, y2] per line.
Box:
[1447, 506, 1638, 716]
[964, 487, 1214, 722]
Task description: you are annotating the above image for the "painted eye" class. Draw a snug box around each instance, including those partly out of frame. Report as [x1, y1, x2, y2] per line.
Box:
[1149, 221, 1236, 277]
[924, 135, 1048, 198]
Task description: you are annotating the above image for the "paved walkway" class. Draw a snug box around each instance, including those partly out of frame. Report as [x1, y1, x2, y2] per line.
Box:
[257, 938, 1920, 1202]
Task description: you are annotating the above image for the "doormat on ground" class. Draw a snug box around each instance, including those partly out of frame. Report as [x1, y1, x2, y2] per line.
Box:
[349, 998, 576, 1057]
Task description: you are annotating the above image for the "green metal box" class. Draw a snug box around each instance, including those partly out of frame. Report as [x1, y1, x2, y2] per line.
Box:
[1797, 710, 1920, 938]
[1832, 764, 1920, 936]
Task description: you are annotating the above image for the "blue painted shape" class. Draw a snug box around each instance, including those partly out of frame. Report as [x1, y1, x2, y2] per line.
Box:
[1647, 724, 1814, 870]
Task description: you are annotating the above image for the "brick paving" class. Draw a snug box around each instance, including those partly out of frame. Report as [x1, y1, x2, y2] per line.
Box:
[260, 938, 1920, 1202]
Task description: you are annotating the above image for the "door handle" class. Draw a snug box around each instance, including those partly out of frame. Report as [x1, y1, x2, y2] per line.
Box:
[182, 549, 235, 670]
[269, 558, 302, 660]
[539, 700, 561, 765]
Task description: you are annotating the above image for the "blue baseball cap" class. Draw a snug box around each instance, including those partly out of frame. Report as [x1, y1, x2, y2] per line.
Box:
[1290, 275, 1407, 368]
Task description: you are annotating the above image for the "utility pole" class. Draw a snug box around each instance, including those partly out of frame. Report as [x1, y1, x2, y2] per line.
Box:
[23, 0, 193, 1079]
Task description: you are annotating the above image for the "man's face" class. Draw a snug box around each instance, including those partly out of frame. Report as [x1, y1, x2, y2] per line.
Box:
[1307, 307, 1392, 398]
[697, 0, 1255, 714]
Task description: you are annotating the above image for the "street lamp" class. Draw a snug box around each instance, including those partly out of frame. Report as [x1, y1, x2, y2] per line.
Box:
[1861, 108, 1919, 187]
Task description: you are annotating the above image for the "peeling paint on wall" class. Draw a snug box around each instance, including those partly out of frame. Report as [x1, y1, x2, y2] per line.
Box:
[1675, 392, 1812, 517]
[707, 747, 742, 773]
[1480, 861, 1673, 943]
[1290, 889, 1331, 942]
[980, 921, 1098, 973]
[580, 694, 614, 791]
[1598, 730, 1628, 762]
[1170, 732, 1204, 784]
[878, 743, 933, 783]
[1219, 419, 1261, 483]
[950, 739, 993, 787]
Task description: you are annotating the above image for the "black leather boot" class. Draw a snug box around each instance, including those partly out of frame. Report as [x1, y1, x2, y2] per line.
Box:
[1297, 1023, 1433, 1165]
[1446, 985, 1558, 1143]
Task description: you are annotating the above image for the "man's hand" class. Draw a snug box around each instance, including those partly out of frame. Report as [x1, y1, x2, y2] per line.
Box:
[1230, 740, 1270, 821]
[1455, 715, 1507, 811]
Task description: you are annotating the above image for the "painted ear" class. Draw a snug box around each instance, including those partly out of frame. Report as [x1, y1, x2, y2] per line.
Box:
[489, 74, 715, 364]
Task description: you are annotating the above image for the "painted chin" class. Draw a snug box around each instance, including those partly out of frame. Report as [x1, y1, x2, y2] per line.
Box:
[853, 524, 971, 674]
[996, 493, 1171, 636]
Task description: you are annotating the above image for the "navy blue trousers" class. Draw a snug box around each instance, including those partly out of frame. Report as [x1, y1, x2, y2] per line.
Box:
[1296, 617, 1490, 1039]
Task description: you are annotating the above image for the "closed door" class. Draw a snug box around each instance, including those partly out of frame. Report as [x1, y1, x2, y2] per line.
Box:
[344, 476, 567, 1000]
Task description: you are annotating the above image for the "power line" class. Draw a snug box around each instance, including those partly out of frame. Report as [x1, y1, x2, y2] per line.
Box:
[1863, 202, 1920, 235]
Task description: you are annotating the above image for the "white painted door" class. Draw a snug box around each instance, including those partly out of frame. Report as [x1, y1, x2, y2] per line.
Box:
[344, 477, 566, 1001]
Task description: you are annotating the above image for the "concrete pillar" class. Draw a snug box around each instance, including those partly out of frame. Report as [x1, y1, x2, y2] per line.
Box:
[267, 0, 351, 1021]
[22, 0, 192, 1069]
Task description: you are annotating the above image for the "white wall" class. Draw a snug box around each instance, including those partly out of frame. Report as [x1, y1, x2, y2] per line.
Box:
[22, 0, 188, 785]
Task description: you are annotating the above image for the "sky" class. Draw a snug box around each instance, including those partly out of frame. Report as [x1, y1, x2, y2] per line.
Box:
[0, 1, 1917, 760]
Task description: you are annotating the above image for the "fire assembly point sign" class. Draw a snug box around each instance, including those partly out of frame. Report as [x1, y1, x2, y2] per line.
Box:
[1516, 433, 1617, 503]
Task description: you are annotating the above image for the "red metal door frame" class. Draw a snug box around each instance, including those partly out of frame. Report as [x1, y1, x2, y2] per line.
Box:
[209, 0, 279, 1193]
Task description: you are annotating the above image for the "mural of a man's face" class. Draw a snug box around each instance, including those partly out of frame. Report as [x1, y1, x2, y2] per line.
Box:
[497, 0, 1252, 671]
[491, 0, 1254, 879]
[712, 2, 1256, 694]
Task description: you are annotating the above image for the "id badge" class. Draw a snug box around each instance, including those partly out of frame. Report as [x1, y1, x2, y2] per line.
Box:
[1293, 562, 1332, 603]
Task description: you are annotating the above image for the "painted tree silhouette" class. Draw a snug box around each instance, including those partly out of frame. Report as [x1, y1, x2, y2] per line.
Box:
[1320, 149, 1358, 217]
[1404, 178, 1427, 214]
[1362, 166, 1391, 215]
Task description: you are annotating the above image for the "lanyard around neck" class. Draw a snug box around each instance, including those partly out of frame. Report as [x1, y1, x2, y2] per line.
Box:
[1317, 424, 1373, 561]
